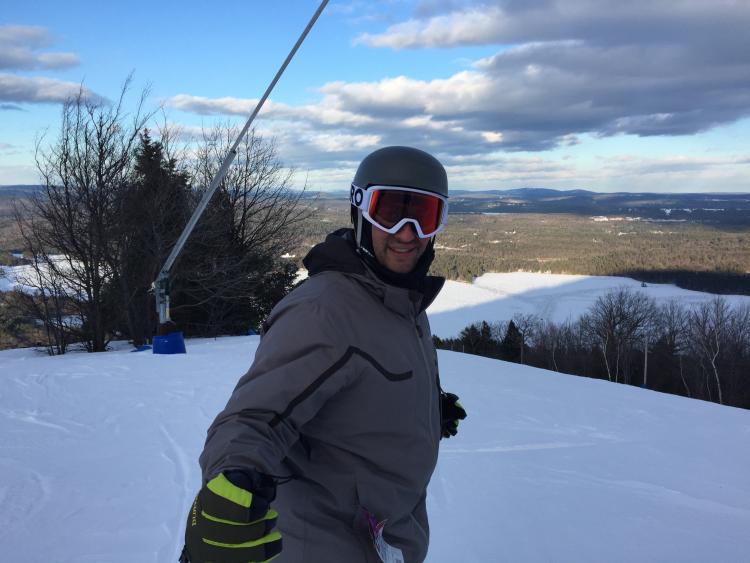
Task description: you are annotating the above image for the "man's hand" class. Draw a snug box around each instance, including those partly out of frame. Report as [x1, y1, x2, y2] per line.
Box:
[440, 392, 467, 438]
[181, 470, 282, 563]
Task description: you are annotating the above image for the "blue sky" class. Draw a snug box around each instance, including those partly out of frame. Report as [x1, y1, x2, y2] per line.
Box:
[2, 0, 749, 192]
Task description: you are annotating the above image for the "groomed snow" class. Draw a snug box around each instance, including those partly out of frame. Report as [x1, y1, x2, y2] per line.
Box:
[427, 272, 750, 338]
[1, 336, 749, 563]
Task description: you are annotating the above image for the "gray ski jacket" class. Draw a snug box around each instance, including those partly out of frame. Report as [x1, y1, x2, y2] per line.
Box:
[199, 229, 445, 563]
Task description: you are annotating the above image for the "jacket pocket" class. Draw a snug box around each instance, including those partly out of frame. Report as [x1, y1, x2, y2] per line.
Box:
[354, 478, 427, 563]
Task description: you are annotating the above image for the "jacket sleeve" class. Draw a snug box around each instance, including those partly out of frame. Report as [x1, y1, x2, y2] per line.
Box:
[199, 294, 353, 481]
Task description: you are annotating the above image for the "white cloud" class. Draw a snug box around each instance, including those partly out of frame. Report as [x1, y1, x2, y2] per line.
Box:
[320, 71, 493, 115]
[482, 131, 503, 143]
[0, 46, 79, 71]
[0, 25, 50, 48]
[357, 1, 750, 50]
[0, 74, 100, 105]
[167, 94, 258, 116]
[0, 25, 79, 70]
[166, 94, 375, 127]
[310, 133, 381, 152]
[356, 6, 507, 49]
[35, 52, 79, 69]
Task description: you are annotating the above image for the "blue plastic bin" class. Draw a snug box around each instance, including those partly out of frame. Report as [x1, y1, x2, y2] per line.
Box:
[152, 331, 187, 354]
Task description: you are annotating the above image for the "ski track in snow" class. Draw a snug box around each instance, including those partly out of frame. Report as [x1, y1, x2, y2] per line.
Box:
[442, 441, 600, 454]
[158, 422, 192, 563]
[0, 459, 51, 543]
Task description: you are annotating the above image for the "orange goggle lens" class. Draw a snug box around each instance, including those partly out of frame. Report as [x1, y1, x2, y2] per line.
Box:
[369, 189, 444, 235]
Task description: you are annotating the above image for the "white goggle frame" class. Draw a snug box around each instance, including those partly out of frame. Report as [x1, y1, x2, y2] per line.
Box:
[350, 184, 449, 239]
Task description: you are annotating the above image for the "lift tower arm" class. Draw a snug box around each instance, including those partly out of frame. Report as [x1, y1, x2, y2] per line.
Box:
[153, 0, 329, 325]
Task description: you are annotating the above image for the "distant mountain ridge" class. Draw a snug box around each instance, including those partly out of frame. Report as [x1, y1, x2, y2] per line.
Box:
[7, 185, 750, 226]
[450, 187, 595, 197]
[310, 186, 750, 226]
[0, 185, 43, 198]
[447, 188, 750, 225]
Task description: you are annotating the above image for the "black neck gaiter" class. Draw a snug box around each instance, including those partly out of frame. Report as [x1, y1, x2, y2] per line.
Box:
[356, 221, 436, 291]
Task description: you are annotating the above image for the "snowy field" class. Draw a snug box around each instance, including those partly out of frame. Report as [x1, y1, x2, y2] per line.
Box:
[427, 272, 750, 338]
[1, 335, 749, 563]
[0, 256, 77, 294]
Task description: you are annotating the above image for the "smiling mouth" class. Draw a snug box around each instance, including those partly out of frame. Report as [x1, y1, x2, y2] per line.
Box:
[388, 246, 417, 255]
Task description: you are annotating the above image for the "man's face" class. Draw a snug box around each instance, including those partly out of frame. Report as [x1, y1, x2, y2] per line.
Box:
[371, 222, 430, 274]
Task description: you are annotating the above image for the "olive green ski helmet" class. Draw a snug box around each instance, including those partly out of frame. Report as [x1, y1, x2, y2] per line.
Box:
[351, 146, 448, 248]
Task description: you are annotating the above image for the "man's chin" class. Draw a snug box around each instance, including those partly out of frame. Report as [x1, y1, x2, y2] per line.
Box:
[384, 255, 418, 274]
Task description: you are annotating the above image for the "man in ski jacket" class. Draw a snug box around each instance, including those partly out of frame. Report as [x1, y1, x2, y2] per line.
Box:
[181, 146, 466, 563]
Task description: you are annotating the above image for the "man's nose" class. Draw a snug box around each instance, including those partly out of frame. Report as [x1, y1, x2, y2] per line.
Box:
[393, 222, 419, 241]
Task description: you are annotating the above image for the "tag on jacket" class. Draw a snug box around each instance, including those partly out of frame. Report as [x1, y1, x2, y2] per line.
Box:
[366, 510, 405, 563]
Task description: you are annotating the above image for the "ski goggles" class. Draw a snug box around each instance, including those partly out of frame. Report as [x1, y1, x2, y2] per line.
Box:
[350, 184, 449, 238]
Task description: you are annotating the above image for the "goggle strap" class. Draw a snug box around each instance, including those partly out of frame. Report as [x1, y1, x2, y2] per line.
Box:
[355, 207, 363, 246]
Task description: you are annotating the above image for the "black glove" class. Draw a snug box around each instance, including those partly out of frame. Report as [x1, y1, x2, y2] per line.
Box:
[180, 469, 282, 563]
[440, 392, 467, 438]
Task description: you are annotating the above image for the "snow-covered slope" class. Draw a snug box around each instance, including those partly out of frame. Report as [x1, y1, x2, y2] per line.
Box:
[1, 337, 749, 563]
[427, 272, 750, 338]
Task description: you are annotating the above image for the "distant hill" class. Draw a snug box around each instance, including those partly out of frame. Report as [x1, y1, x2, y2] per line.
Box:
[309, 187, 750, 227]
[0, 185, 43, 198]
[447, 188, 750, 226]
[451, 187, 594, 197]
[8, 185, 750, 227]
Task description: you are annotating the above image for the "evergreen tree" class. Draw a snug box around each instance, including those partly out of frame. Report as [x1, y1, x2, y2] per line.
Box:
[501, 320, 524, 362]
[112, 130, 190, 345]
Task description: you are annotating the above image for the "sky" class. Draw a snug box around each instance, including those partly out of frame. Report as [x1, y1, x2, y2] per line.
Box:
[1, 0, 750, 193]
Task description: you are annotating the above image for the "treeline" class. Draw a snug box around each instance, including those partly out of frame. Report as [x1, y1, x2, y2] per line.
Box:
[424, 213, 750, 294]
[434, 288, 750, 410]
[427, 256, 750, 296]
[1, 81, 306, 354]
[619, 269, 750, 296]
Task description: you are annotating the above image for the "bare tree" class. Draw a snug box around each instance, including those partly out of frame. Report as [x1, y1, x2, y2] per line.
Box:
[649, 300, 692, 396]
[687, 297, 731, 405]
[512, 313, 540, 364]
[9, 218, 74, 355]
[536, 319, 565, 372]
[15, 77, 152, 352]
[581, 288, 656, 383]
[172, 123, 311, 334]
[489, 320, 508, 343]
[192, 123, 308, 254]
[724, 304, 750, 405]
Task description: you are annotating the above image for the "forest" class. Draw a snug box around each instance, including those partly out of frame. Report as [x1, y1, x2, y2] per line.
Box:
[0, 85, 305, 352]
[293, 198, 750, 295]
[434, 288, 750, 410]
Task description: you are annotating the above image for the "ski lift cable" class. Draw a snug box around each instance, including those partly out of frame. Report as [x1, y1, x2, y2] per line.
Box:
[153, 0, 330, 325]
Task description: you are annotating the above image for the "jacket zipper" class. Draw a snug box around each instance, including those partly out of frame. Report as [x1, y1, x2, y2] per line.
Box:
[414, 316, 442, 445]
